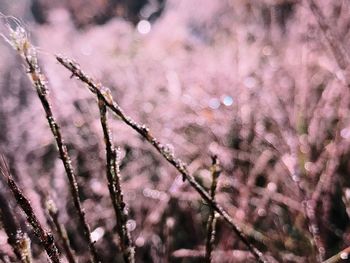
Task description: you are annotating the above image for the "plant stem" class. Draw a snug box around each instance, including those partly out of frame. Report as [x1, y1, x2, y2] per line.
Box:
[56, 55, 269, 263]
[98, 96, 134, 263]
[4, 25, 100, 263]
[0, 155, 60, 263]
[205, 155, 221, 263]
[46, 199, 78, 263]
[323, 246, 350, 263]
[306, 0, 350, 86]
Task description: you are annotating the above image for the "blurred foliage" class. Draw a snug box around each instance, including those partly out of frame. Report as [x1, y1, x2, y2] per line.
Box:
[0, 0, 350, 262]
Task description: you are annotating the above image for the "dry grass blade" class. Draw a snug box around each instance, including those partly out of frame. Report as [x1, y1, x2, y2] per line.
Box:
[0, 154, 61, 263]
[172, 249, 256, 261]
[2, 23, 100, 263]
[56, 55, 269, 263]
[98, 96, 134, 263]
[205, 155, 221, 263]
[306, 0, 350, 85]
[322, 246, 350, 263]
[0, 190, 33, 263]
[46, 199, 78, 263]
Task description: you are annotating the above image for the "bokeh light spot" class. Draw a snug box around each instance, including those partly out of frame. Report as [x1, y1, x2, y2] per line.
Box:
[91, 227, 105, 243]
[222, 95, 233, 106]
[137, 20, 151, 35]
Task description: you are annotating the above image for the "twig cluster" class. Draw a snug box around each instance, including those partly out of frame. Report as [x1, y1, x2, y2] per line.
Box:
[0, 186, 33, 263]
[0, 155, 60, 263]
[56, 55, 268, 263]
[97, 96, 134, 263]
[46, 199, 77, 263]
[4, 2, 349, 260]
[3, 23, 99, 263]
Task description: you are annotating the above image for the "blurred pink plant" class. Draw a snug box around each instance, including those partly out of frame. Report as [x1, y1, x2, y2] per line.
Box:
[0, 0, 350, 262]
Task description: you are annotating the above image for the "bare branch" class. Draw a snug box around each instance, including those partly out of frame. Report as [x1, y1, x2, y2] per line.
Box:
[323, 246, 350, 263]
[306, 0, 350, 86]
[46, 199, 78, 263]
[3, 24, 100, 263]
[56, 55, 269, 263]
[97, 96, 134, 263]
[0, 154, 60, 263]
[0, 187, 33, 262]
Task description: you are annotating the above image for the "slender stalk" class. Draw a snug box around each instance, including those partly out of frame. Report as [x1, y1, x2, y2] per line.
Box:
[302, 3, 350, 255]
[290, 162, 325, 262]
[0, 188, 32, 262]
[46, 199, 78, 263]
[205, 155, 221, 263]
[56, 55, 269, 263]
[323, 246, 350, 263]
[306, 0, 350, 85]
[98, 96, 134, 263]
[3, 25, 100, 263]
[0, 155, 61, 263]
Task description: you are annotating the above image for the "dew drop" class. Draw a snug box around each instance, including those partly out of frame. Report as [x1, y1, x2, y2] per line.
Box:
[135, 236, 145, 247]
[137, 20, 151, 35]
[91, 227, 105, 243]
[163, 144, 174, 157]
[126, 220, 137, 231]
[222, 95, 233, 106]
[340, 252, 348, 260]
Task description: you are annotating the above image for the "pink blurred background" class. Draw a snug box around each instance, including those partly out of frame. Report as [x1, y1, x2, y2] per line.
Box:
[1, 1, 350, 262]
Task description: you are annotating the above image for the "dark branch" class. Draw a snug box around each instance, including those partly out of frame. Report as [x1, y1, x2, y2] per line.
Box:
[56, 55, 269, 263]
[4, 25, 100, 263]
[0, 155, 60, 263]
[98, 96, 134, 263]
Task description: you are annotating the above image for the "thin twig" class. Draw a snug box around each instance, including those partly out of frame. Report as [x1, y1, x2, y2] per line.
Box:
[205, 155, 221, 263]
[46, 199, 78, 263]
[322, 246, 350, 263]
[172, 248, 258, 261]
[0, 154, 61, 263]
[0, 188, 33, 263]
[2, 25, 100, 263]
[98, 96, 134, 263]
[306, 0, 350, 85]
[56, 55, 269, 263]
[290, 160, 325, 262]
